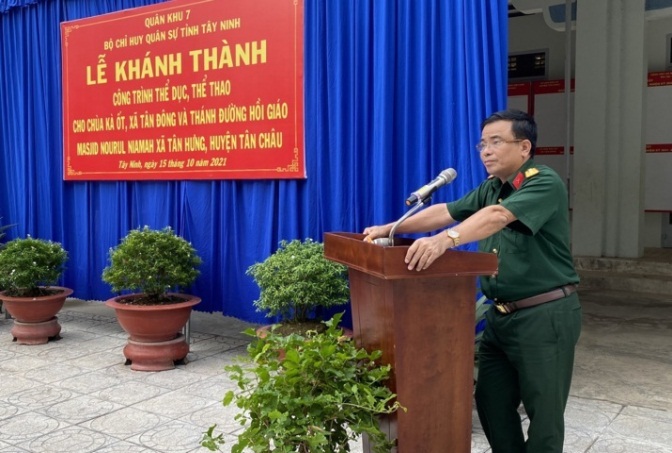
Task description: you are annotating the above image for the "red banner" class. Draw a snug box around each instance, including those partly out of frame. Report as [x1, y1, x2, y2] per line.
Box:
[536, 146, 574, 156]
[646, 144, 672, 153]
[61, 0, 305, 180]
[648, 71, 672, 87]
[532, 79, 575, 95]
[507, 82, 532, 97]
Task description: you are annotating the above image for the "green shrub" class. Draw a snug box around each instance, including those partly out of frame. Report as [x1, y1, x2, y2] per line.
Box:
[246, 238, 349, 324]
[0, 236, 68, 297]
[202, 313, 403, 453]
[102, 226, 202, 304]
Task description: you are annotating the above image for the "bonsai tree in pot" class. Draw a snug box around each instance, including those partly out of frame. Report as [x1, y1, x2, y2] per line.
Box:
[202, 313, 404, 453]
[246, 238, 350, 335]
[102, 226, 202, 371]
[0, 236, 71, 344]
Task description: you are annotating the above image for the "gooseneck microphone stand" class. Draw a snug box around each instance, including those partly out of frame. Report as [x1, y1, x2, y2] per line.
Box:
[373, 196, 431, 246]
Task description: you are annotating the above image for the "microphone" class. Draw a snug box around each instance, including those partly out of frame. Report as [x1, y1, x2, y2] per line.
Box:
[405, 168, 457, 206]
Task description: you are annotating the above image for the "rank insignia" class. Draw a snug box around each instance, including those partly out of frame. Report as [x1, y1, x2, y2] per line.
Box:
[525, 168, 539, 178]
[512, 172, 524, 189]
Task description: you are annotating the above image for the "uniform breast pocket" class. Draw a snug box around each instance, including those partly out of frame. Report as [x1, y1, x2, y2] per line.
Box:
[501, 228, 529, 254]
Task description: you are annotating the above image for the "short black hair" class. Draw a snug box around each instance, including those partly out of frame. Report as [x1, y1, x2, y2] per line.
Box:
[481, 109, 537, 157]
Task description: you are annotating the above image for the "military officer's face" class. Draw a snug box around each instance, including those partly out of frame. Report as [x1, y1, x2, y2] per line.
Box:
[477, 120, 531, 181]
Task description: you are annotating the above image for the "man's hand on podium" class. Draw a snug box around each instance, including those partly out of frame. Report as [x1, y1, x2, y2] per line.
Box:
[362, 224, 392, 243]
[405, 233, 451, 271]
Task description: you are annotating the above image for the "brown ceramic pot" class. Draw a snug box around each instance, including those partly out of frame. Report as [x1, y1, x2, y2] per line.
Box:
[105, 293, 201, 371]
[0, 286, 73, 345]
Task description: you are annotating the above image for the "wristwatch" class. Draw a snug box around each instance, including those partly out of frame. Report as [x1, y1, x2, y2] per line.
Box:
[445, 229, 461, 248]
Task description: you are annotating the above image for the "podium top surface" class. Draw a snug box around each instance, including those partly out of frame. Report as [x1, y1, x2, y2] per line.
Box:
[324, 232, 498, 280]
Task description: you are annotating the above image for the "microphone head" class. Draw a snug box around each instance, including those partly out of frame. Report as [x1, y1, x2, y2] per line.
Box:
[438, 168, 457, 184]
[372, 237, 393, 246]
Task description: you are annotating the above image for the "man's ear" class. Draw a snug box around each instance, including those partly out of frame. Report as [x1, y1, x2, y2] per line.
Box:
[520, 139, 532, 157]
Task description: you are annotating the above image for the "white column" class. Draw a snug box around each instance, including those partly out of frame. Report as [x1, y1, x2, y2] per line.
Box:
[572, 0, 647, 258]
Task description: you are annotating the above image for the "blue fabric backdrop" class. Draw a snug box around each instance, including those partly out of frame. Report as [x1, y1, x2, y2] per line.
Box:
[0, 0, 507, 323]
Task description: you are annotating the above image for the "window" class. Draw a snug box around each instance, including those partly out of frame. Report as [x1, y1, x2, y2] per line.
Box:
[508, 49, 548, 81]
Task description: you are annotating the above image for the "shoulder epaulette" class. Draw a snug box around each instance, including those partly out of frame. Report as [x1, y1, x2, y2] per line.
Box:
[525, 167, 539, 178]
[511, 167, 540, 190]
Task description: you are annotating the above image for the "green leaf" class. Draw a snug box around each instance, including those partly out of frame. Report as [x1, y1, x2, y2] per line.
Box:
[222, 390, 235, 406]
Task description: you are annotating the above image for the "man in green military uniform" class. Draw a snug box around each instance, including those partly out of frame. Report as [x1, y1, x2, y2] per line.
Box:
[363, 109, 581, 452]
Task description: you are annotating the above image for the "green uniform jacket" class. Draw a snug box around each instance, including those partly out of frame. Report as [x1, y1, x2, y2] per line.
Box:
[447, 159, 579, 302]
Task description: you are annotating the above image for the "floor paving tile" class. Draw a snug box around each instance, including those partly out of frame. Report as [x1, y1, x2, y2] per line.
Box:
[185, 401, 244, 436]
[0, 375, 41, 399]
[16, 425, 115, 453]
[602, 405, 672, 449]
[0, 411, 64, 444]
[0, 355, 53, 373]
[31, 341, 100, 361]
[54, 328, 100, 342]
[180, 375, 236, 401]
[174, 353, 235, 376]
[42, 393, 125, 424]
[80, 406, 170, 439]
[56, 368, 133, 393]
[0, 399, 25, 422]
[563, 429, 597, 453]
[131, 368, 209, 390]
[586, 436, 672, 453]
[80, 350, 132, 369]
[0, 292, 670, 452]
[92, 379, 171, 405]
[6, 385, 79, 411]
[0, 348, 16, 361]
[93, 440, 159, 452]
[23, 362, 90, 383]
[128, 419, 212, 452]
[0, 442, 29, 452]
[136, 390, 213, 419]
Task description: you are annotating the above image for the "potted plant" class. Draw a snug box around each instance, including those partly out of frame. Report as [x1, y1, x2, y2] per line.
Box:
[0, 235, 71, 344]
[0, 217, 13, 318]
[202, 313, 404, 453]
[102, 226, 202, 371]
[246, 238, 350, 335]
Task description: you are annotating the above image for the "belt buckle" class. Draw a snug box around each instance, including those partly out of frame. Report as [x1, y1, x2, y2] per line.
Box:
[495, 303, 509, 314]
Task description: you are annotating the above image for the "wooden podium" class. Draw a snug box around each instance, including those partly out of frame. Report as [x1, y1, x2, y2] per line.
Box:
[324, 232, 498, 453]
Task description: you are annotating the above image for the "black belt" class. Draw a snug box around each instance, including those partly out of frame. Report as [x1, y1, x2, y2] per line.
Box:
[495, 284, 577, 315]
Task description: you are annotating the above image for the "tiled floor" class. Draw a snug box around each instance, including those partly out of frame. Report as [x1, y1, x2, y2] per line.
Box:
[0, 288, 671, 452]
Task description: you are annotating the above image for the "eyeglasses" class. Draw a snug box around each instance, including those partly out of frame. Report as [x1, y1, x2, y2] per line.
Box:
[475, 138, 523, 152]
